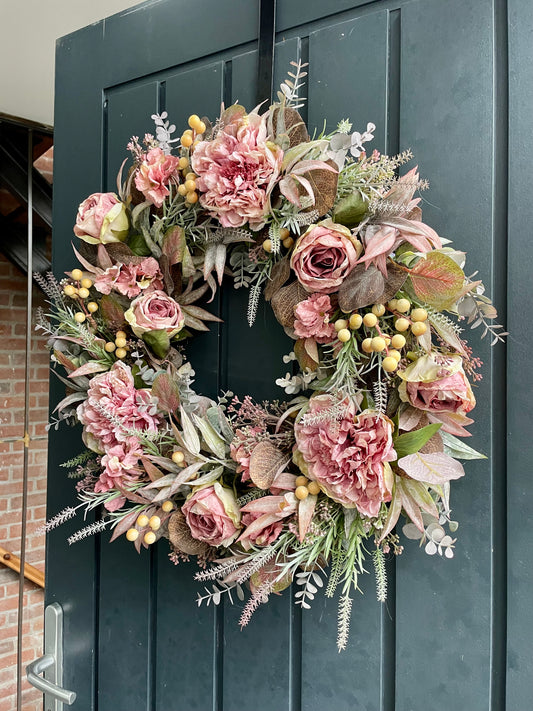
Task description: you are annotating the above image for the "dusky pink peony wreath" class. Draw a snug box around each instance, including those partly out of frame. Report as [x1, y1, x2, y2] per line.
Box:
[40, 63, 505, 650]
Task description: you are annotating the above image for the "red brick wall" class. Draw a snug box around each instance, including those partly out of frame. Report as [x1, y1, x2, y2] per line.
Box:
[0, 253, 49, 711]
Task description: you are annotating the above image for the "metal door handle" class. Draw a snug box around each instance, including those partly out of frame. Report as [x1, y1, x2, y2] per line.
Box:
[26, 654, 76, 705]
[26, 602, 77, 709]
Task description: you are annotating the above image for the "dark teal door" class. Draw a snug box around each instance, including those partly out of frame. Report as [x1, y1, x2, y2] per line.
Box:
[47, 1, 532, 709]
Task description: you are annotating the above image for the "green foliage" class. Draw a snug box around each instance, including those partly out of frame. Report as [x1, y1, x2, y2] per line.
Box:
[394, 423, 442, 458]
[142, 330, 170, 358]
[127, 233, 152, 256]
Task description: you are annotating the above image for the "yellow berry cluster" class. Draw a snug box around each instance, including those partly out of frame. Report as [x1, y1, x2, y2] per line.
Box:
[263, 228, 294, 253]
[104, 330, 129, 359]
[334, 301, 425, 373]
[387, 299, 428, 337]
[177, 171, 199, 204]
[64, 268, 99, 322]
[294, 475, 320, 500]
[126, 506, 172, 545]
[179, 115, 207, 204]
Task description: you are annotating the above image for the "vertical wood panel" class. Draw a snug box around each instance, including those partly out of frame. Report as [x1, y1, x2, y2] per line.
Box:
[155, 557, 217, 710]
[506, 0, 533, 707]
[98, 80, 161, 711]
[397, 1, 495, 708]
[156, 62, 226, 711]
[48, 23, 108, 710]
[220, 54, 294, 711]
[106, 82, 160, 190]
[301, 12, 389, 711]
[307, 13, 388, 145]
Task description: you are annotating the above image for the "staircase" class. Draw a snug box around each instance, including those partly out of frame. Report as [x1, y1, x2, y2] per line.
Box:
[0, 113, 53, 276]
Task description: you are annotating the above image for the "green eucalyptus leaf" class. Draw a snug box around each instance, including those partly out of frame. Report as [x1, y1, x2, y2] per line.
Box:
[394, 423, 442, 458]
[179, 406, 201, 456]
[193, 414, 227, 459]
[440, 431, 487, 460]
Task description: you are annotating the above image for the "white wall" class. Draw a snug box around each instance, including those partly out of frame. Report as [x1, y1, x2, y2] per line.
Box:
[0, 0, 143, 127]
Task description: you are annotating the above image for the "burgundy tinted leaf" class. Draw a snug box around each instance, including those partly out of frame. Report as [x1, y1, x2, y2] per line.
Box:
[264, 255, 291, 301]
[294, 338, 319, 372]
[97, 243, 113, 269]
[68, 362, 109, 378]
[408, 252, 464, 310]
[397, 478, 425, 532]
[99, 294, 126, 330]
[178, 282, 210, 306]
[338, 263, 385, 311]
[110, 508, 144, 542]
[271, 281, 308, 328]
[140, 457, 165, 482]
[378, 484, 402, 542]
[379, 262, 408, 303]
[180, 304, 222, 323]
[162, 226, 185, 265]
[298, 494, 317, 542]
[53, 349, 77, 372]
[151, 372, 180, 413]
[71, 243, 100, 273]
[105, 242, 133, 263]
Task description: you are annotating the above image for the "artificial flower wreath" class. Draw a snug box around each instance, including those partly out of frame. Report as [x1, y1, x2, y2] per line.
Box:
[40, 62, 505, 650]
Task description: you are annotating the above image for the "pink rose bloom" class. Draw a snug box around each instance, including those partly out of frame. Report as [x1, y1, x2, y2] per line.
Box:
[73, 192, 129, 244]
[290, 219, 360, 293]
[77, 361, 161, 451]
[294, 395, 396, 517]
[240, 511, 284, 548]
[124, 290, 184, 337]
[294, 293, 336, 343]
[134, 147, 180, 207]
[191, 110, 282, 230]
[238, 493, 296, 550]
[229, 426, 264, 483]
[94, 258, 164, 298]
[398, 355, 476, 436]
[182, 483, 241, 547]
[402, 373, 475, 415]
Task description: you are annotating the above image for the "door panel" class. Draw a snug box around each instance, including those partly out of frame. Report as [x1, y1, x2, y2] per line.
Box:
[48, 0, 527, 708]
[396, 2, 496, 709]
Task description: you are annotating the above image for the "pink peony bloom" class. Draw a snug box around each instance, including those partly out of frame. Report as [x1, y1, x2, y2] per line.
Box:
[294, 395, 396, 517]
[134, 147, 180, 208]
[290, 219, 360, 294]
[294, 293, 336, 343]
[95, 438, 144, 510]
[398, 355, 475, 436]
[124, 290, 184, 338]
[182, 483, 241, 547]
[77, 361, 161, 452]
[191, 110, 283, 230]
[73, 192, 129, 244]
[94, 257, 164, 298]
